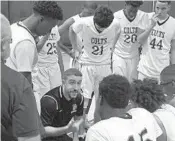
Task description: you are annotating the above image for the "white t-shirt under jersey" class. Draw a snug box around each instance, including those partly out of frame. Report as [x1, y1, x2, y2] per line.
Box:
[72, 16, 120, 65]
[6, 21, 38, 72]
[128, 108, 162, 141]
[114, 10, 148, 58]
[86, 108, 162, 141]
[138, 13, 175, 78]
[37, 25, 60, 65]
[86, 116, 141, 141]
[154, 104, 175, 141]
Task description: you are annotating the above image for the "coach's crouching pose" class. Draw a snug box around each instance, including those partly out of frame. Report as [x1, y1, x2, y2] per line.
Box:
[40, 68, 84, 141]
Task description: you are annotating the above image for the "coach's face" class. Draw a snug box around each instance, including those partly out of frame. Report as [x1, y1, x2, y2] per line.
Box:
[63, 75, 82, 100]
[155, 1, 170, 19]
[36, 16, 58, 36]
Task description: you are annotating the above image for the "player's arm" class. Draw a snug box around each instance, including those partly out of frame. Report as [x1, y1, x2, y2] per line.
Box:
[170, 39, 175, 64]
[137, 14, 158, 45]
[69, 20, 84, 53]
[40, 97, 75, 137]
[56, 41, 64, 79]
[15, 40, 36, 85]
[18, 135, 41, 141]
[58, 24, 76, 58]
[58, 41, 75, 58]
[14, 77, 42, 141]
[111, 22, 121, 53]
[36, 33, 50, 52]
[58, 17, 75, 36]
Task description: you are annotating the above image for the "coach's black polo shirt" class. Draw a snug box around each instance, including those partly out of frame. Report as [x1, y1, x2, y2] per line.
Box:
[41, 86, 84, 128]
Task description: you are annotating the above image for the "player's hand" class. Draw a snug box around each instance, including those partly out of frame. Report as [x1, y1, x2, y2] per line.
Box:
[69, 49, 76, 59]
[150, 14, 159, 27]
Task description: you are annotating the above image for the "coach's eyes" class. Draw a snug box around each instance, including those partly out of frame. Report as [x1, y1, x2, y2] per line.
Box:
[69, 81, 75, 85]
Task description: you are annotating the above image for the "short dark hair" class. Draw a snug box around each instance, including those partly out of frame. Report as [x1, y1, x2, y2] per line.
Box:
[93, 5, 114, 28]
[63, 68, 82, 80]
[33, 1, 63, 20]
[84, 1, 98, 10]
[125, 0, 143, 7]
[131, 79, 166, 113]
[99, 74, 131, 108]
[157, 0, 171, 5]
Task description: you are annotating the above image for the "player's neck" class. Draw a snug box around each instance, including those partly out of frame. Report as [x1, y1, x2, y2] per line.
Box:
[123, 9, 136, 21]
[22, 15, 38, 36]
[158, 14, 169, 21]
[101, 105, 128, 120]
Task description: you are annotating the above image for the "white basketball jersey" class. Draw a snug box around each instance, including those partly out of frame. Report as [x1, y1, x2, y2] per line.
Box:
[86, 116, 141, 141]
[72, 16, 120, 65]
[114, 10, 148, 58]
[128, 108, 163, 141]
[37, 25, 60, 65]
[154, 104, 175, 141]
[6, 22, 37, 71]
[138, 13, 175, 78]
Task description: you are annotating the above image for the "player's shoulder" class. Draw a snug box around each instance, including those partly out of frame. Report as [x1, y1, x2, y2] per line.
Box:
[145, 12, 155, 19]
[114, 9, 123, 19]
[137, 10, 147, 16]
[79, 16, 94, 27]
[51, 25, 58, 31]
[71, 14, 81, 22]
[128, 107, 152, 118]
[168, 16, 175, 24]
[83, 16, 93, 22]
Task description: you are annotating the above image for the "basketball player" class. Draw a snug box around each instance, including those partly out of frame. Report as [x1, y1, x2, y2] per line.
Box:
[137, 0, 175, 81]
[69, 5, 120, 116]
[86, 74, 162, 141]
[58, 1, 98, 69]
[5, 1, 63, 85]
[32, 25, 64, 99]
[113, 0, 147, 82]
[132, 72, 175, 141]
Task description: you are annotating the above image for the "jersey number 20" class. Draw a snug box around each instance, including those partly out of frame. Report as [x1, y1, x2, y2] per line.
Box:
[124, 34, 137, 43]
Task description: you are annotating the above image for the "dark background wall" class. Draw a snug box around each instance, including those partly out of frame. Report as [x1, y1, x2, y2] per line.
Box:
[2, 1, 175, 46]
[1, 1, 156, 24]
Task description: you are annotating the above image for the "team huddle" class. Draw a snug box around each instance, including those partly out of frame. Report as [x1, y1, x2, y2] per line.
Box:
[1, 0, 175, 141]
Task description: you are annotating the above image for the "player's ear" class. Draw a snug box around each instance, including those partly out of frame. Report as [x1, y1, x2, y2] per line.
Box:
[38, 15, 44, 23]
[168, 4, 171, 12]
[62, 79, 65, 84]
[99, 95, 103, 105]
